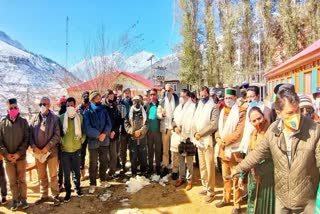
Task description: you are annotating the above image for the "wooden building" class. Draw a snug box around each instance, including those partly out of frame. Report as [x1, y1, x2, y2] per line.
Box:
[264, 39, 320, 95]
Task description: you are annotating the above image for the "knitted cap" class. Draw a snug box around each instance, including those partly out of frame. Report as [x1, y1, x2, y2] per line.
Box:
[299, 95, 313, 108]
[89, 90, 101, 101]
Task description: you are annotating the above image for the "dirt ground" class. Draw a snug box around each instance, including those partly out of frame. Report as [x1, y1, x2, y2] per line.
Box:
[0, 165, 247, 214]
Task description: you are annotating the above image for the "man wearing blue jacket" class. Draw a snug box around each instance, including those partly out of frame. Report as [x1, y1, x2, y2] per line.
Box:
[83, 90, 112, 194]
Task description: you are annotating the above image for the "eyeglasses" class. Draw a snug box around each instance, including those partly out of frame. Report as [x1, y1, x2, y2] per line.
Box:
[39, 103, 47, 107]
[9, 107, 18, 110]
[300, 107, 314, 114]
[150, 94, 156, 96]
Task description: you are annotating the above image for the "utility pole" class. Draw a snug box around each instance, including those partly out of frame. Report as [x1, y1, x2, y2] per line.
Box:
[66, 16, 69, 69]
[258, 25, 261, 83]
[147, 54, 155, 85]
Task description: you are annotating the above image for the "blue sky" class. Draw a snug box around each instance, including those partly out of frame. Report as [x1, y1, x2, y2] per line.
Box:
[0, 0, 181, 68]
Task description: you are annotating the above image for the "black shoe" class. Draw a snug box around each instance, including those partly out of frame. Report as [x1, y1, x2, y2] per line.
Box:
[1, 197, 7, 205]
[160, 167, 169, 178]
[77, 190, 84, 197]
[64, 192, 71, 203]
[231, 208, 241, 214]
[59, 185, 65, 193]
[215, 200, 231, 208]
[10, 200, 19, 211]
[35, 197, 49, 205]
[171, 173, 178, 180]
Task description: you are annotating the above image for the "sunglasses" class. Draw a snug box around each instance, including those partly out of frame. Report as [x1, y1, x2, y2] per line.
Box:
[39, 103, 47, 107]
[150, 94, 157, 96]
[9, 107, 18, 110]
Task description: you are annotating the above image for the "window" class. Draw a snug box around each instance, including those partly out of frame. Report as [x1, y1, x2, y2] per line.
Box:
[172, 83, 177, 92]
[305, 72, 312, 94]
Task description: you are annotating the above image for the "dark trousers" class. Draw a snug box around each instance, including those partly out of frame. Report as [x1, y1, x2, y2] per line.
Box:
[58, 147, 63, 187]
[129, 139, 147, 175]
[120, 134, 131, 167]
[108, 139, 117, 174]
[89, 146, 109, 186]
[0, 160, 7, 197]
[61, 150, 81, 192]
[80, 138, 88, 170]
[147, 131, 162, 171]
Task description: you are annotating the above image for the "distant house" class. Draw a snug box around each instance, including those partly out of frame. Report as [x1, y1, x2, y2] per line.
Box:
[264, 39, 320, 95]
[67, 70, 161, 98]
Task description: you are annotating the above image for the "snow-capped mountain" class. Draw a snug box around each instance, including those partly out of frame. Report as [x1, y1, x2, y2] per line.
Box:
[137, 53, 180, 81]
[0, 31, 79, 117]
[71, 51, 178, 81]
[125, 51, 158, 73]
[71, 51, 158, 80]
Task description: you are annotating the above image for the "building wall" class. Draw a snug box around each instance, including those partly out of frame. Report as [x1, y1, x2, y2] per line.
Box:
[266, 57, 320, 95]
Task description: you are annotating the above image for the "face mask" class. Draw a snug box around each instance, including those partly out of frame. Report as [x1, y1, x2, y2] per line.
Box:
[151, 97, 157, 103]
[67, 107, 76, 118]
[9, 109, 19, 119]
[40, 105, 47, 115]
[135, 103, 141, 109]
[249, 100, 258, 108]
[225, 99, 235, 108]
[108, 99, 114, 104]
[95, 102, 102, 106]
[179, 97, 184, 104]
[201, 96, 209, 104]
[84, 98, 89, 104]
[283, 113, 301, 131]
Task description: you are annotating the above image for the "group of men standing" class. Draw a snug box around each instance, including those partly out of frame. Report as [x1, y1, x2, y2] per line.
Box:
[0, 82, 319, 214]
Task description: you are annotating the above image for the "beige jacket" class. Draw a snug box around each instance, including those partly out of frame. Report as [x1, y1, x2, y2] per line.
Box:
[235, 116, 320, 209]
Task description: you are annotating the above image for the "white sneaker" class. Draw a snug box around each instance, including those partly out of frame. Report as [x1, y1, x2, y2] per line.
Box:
[101, 181, 111, 188]
[89, 185, 95, 194]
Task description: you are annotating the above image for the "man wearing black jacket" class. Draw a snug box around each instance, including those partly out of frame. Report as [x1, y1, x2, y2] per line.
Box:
[119, 88, 133, 172]
[105, 90, 122, 177]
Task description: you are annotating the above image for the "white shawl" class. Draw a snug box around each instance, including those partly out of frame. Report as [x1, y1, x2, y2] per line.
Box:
[193, 98, 215, 149]
[63, 112, 82, 140]
[170, 98, 196, 152]
[218, 103, 240, 158]
[239, 101, 265, 154]
[164, 95, 176, 129]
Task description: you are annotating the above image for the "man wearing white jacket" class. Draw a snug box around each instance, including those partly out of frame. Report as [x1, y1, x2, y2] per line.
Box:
[157, 84, 179, 178]
[171, 89, 196, 190]
[193, 86, 219, 203]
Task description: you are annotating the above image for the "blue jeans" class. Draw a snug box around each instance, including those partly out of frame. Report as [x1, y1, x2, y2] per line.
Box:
[61, 150, 81, 192]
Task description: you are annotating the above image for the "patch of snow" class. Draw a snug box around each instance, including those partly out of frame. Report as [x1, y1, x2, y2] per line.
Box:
[112, 208, 143, 214]
[125, 176, 150, 194]
[99, 190, 112, 202]
[150, 174, 161, 182]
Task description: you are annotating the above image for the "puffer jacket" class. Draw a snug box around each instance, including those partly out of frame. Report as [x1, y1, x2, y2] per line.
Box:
[235, 116, 320, 210]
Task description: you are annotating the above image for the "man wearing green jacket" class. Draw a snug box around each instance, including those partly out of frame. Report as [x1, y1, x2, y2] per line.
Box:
[60, 97, 85, 202]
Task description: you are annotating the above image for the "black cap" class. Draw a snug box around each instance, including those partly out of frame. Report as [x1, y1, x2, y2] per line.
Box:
[239, 82, 249, 89]
[82, 91, 89, 98]
[278, 84, 295, 94]
[106, 89, 114, 96]
[7, 98, 17, 105]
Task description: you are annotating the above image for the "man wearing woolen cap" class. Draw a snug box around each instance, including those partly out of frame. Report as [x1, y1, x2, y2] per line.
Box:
[83, 90, 112, 194]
